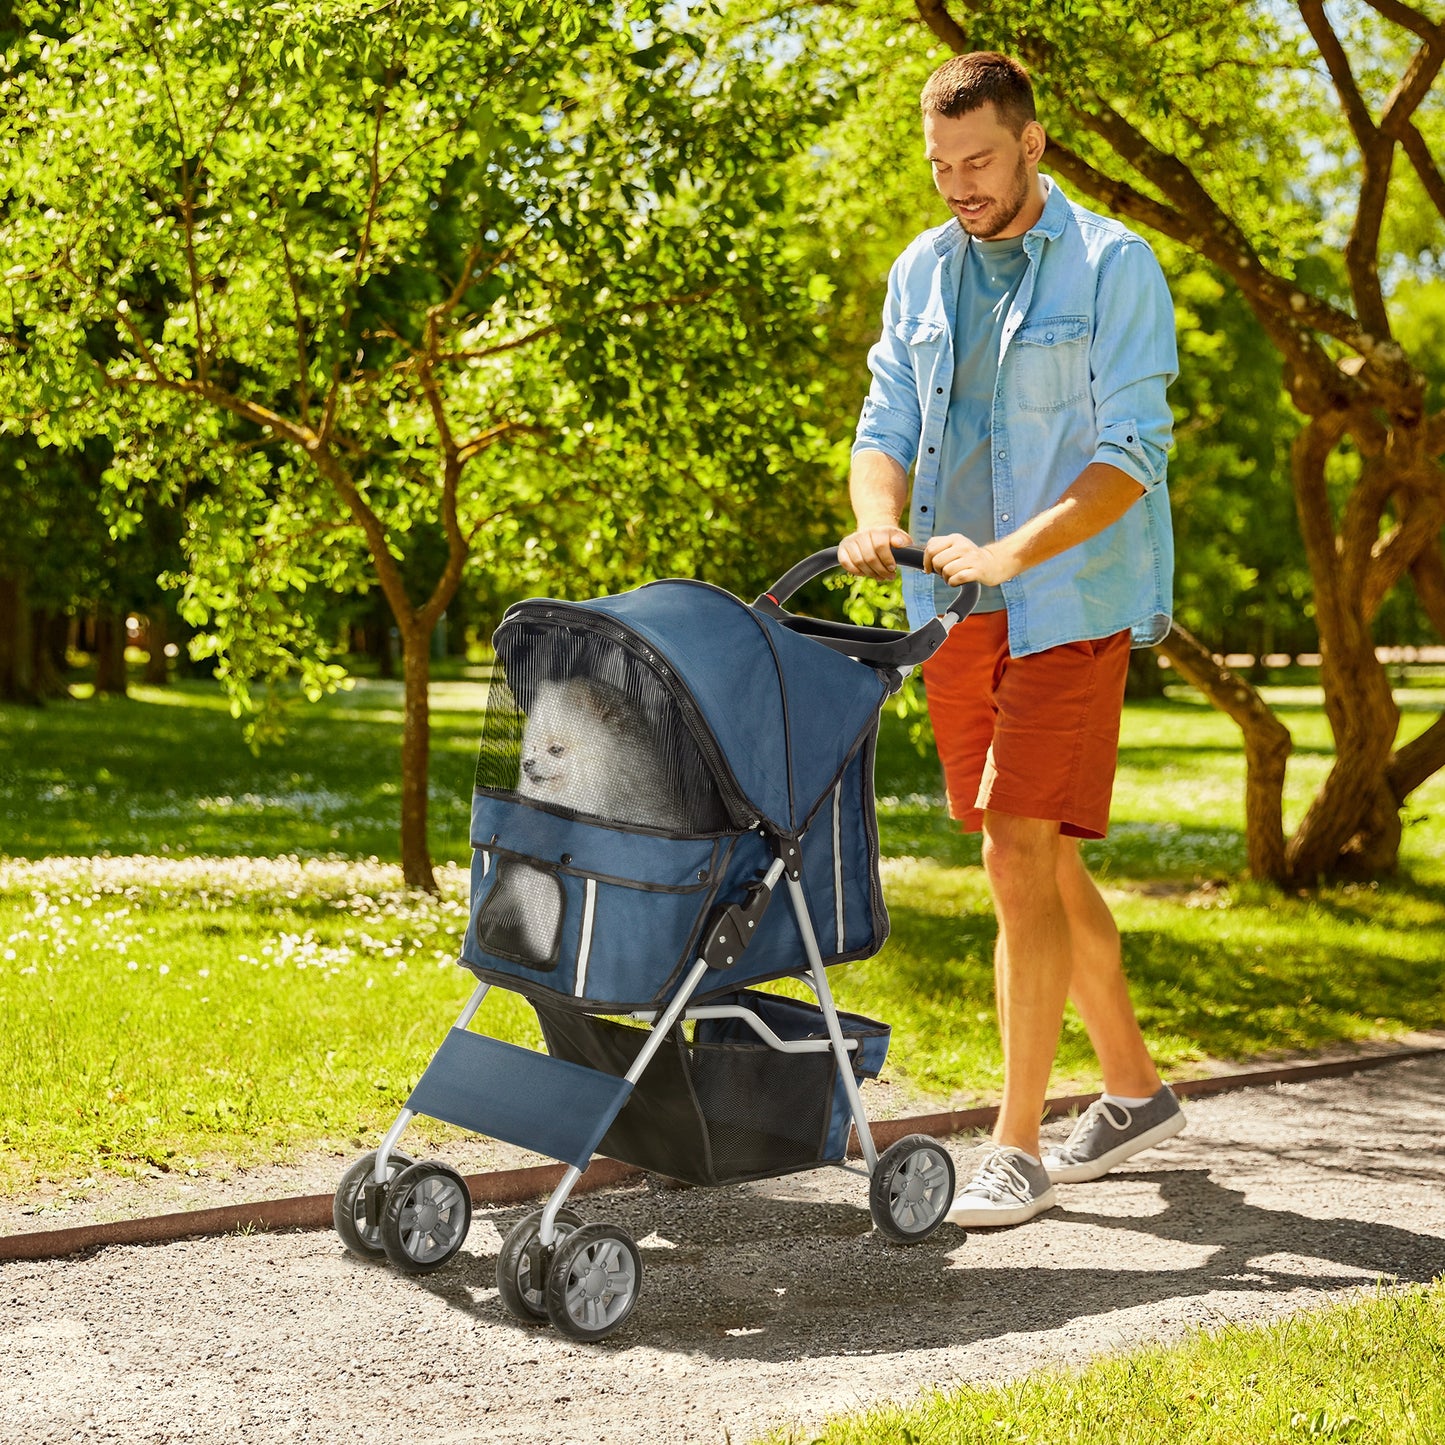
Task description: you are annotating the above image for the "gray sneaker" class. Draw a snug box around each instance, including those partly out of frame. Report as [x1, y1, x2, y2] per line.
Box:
[945, 1146, 1057, 1228]
[1042, 1086, 1185, 1182]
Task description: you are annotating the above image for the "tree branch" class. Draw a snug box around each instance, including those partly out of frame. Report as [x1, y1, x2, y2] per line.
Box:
[1361, 0, 1444, 45]
[1362, 470, 1445, 617]
[1398, 121, 1445, 223]
[914, 0, 969, 51]
[1299, 0, 1395, 338]
[1387, 711, 1445, 804]
[273, 201, 313, 424]
[1152, 622, 1293, 879]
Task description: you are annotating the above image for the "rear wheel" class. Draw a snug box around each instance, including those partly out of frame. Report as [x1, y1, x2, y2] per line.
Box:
[333, 1150, 416, 1260]
[870, 1134, 955, 1244]
[379, 1160, 473, 1274]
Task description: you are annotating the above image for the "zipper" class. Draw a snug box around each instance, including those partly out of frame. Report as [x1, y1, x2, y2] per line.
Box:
[500, 601, 760, 832]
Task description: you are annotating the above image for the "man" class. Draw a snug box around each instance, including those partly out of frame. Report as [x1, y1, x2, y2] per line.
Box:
[838, 52, 1185, 1228]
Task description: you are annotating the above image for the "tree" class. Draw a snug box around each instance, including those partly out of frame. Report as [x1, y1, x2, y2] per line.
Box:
[794, 0, 1445, 884]
[0, 0, 842, 887]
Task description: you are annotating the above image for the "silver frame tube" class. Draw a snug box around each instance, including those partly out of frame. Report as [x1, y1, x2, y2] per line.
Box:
[538, 955, 713, 1245]
[786, 874, 879, 1171]
[374, 980, 491, 1184]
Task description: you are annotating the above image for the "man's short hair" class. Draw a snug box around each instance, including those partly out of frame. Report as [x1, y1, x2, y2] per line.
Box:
[920, 52, 1036, 135]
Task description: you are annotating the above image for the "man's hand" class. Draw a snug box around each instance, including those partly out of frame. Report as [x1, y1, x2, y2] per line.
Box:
[924, 532, 1013, 588]
[838, 525, 913, 579]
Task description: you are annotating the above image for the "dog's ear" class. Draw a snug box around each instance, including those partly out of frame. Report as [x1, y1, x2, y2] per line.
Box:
[584, 686, 624, 729]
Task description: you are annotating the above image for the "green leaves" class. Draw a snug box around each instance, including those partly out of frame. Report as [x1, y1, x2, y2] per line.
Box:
[0, 0, 844, 732]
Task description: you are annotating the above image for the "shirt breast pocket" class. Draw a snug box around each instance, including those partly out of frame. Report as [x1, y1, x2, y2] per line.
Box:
[894, 316, 946, 348]
[1012, 316, 1090, 413]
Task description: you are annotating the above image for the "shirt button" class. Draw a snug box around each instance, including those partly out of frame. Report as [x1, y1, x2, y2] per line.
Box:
[997, 450, 1007, 460]
[1045, 332, 1054, 341]
[928, 446, 935, 454]
[1127, 434, 1135, 442]
[1001, 513, 1010, 522]
[936, 387, 944, 394]
[920, 505, 929, 513]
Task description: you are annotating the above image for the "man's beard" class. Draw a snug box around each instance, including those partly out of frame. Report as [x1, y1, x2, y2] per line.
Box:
[954, 150, 1031, 239]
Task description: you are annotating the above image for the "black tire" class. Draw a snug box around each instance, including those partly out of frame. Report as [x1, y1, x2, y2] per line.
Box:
[496, 1207, 584, 1322]
[333, 1150, 417, 1260]
[544, 1223, 643, 1342]
[379, 1160, 473, 1275]
[869, 1134, 956, 1244]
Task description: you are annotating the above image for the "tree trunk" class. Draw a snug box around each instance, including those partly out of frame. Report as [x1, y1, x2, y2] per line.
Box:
[1152, 623, 1293, 880]
[143, 605, 171, 685]
[0, 573, 38, 704]
[398, 625, 438, 893]
[93, 609, 129, 696]
[1125, 645, 1167, 698]
[30, 608, 69, 698]
[1280, 419, 1403, 883]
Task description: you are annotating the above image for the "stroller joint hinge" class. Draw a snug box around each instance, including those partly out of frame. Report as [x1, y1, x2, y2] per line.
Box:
[775, 837, 803, 882]
[701, 880, 772, 969]
[363, 1180, 388, 1229]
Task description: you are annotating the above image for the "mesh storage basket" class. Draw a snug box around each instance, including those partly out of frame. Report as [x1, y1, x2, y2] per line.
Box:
[534, 990, 890, 1187]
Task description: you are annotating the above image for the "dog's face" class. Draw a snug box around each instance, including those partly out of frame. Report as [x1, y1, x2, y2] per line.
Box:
[518, 678, 630, 807]
[518, 680, 585, 800]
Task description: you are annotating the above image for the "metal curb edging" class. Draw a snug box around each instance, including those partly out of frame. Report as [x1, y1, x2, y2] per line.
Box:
[4, 1044, 1443, 1264]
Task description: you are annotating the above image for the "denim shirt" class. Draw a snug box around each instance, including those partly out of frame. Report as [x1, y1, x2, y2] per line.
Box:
[852, 177, 1178, 655]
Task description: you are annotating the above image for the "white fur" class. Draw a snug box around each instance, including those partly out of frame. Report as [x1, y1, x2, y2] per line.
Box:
[482, 676, 686, 968]
[516, 676, 686, 829]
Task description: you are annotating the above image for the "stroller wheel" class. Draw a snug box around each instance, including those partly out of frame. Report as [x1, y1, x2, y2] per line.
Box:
[333, 1150, 417, 1259]
[496, 1206, 584, 1322]
[870, 1134, 955, 1244]
[544, 1223, 643, 1342]
[379, 1160, 473, 1274]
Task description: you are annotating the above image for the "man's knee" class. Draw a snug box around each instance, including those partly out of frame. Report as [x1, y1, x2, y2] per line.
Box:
[981, 812, 1062, 907]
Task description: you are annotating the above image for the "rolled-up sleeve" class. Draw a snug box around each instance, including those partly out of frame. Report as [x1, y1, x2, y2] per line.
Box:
[1089, 238, 1178, 490]
[851, 256, 922, 474]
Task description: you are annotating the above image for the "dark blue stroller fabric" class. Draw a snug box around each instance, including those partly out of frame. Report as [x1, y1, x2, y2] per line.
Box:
[458, 579, 894, 1011]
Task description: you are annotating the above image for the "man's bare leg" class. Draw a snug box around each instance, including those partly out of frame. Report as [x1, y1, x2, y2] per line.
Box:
[1056, 839, 1161, 1099]
[981, 811, 1073, 1160]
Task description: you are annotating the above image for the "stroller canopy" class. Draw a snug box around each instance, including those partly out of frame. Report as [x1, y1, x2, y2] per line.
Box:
[494, 580, 891, 837]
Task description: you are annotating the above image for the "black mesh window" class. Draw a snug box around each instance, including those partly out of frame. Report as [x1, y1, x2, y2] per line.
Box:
[476, 620, 731, 834]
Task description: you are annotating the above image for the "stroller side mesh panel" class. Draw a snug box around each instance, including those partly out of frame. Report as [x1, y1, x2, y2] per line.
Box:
[476, 621, 731, 835]
[534, 993, 887, 1186]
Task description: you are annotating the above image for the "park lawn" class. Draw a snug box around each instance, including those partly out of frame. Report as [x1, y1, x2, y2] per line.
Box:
[2, 671, 1444, 1191]
[759, 1279, 1445, 1444]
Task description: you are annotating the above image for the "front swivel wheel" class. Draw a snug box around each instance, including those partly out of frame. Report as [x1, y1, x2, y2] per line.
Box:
[496, 1207, 584, 1321]
[870, 1134, 955, 1244]
[544, 1223, 643, 1341]
[379, 1160, 472, 1274]
[333, 1149, 416, 1260]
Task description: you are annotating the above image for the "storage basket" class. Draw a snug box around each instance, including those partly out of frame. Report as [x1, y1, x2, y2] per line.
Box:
[534, 990, 890, 1187]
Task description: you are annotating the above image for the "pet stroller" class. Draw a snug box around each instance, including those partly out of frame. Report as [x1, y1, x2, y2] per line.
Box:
[332, 549, 977, 1340]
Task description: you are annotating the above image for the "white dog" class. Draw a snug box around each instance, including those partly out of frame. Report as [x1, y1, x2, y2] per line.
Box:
[482, 676, 687, 966]
[517, 676, 687, 829]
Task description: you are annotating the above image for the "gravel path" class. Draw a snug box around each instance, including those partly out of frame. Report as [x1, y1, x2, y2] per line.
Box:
[5, 1054, 1445, 1445]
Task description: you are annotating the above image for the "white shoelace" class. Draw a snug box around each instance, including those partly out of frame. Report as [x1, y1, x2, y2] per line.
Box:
[961, 1148, 1036, 1203]
[1055, 1098, 1134, 1161]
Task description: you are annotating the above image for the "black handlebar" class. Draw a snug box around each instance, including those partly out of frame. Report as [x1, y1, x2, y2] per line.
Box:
[753, 547, 979, 669]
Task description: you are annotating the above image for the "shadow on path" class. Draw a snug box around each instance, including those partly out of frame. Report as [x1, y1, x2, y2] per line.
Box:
[400, 1161, 1445, 1359]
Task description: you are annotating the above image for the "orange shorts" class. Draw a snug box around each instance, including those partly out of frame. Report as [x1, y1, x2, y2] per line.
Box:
[920, 611, 1132, 840]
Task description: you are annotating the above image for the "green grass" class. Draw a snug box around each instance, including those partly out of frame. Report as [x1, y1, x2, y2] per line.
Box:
[762, 1279, 1445, 1444]
[2, 670, 1444, 1189]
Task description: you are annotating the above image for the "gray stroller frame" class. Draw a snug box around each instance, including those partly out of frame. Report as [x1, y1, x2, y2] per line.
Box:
[332, 550, 977, 1340]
